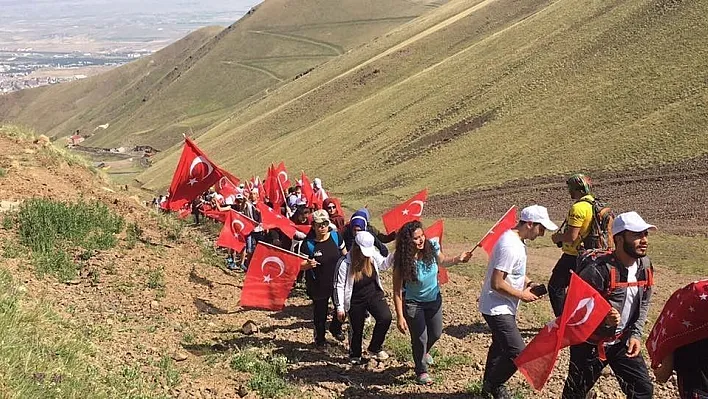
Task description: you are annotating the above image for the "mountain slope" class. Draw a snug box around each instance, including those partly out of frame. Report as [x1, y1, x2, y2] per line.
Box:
[139, 0, 707, 210]
[0, 0, 447, 149]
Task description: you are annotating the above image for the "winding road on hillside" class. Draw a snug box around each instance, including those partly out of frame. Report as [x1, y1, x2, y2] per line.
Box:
[248, 30, 344, 56]
[220, 61, 284, 82]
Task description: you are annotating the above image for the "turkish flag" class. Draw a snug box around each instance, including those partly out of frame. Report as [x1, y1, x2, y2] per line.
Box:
[216, 210, 258, 253]
[381, 189, 428, 234]
[514, 273, 612, 390]
[177, 207, 191, 219]
[478, 206, 518, 254]
[424, 219, 448, 284]
[166, 138, 225, 211]
[240, 242, 304, 310]
[275, 162, 290, 190]
[202, 208, 227, 223]
[266, 164, 286, 208]
[647, 279, 708, 368]
[300, 171, 314, 206]
[256, 202, 299, 239]
[215, 172, 240, 198]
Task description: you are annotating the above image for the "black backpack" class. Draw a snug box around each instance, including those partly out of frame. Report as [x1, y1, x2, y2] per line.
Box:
[579, 198, 615, 251]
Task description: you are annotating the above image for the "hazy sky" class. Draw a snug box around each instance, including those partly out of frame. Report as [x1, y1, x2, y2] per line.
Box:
[0, 0, 262, 51]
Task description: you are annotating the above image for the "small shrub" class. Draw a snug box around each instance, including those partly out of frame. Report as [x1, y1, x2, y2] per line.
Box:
[230, 349, 292, 398]
[2, 213, 15, 230]
[156, 213, 184, 242]
[0, 167, 7, 177]
[2, 238, 23, 259]
[125, 222, 143, 249]
[147, 268, 165, 290]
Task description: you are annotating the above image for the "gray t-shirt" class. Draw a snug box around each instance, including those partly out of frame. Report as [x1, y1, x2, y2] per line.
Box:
[479, 230, 527, 316]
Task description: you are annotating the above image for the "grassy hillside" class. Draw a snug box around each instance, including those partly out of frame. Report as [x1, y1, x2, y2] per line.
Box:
[0, 0, 446, 150]
[134, 0, 707, 211]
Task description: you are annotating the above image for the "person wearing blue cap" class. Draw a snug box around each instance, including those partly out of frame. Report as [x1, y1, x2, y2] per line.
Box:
[341, 208, 396, 256]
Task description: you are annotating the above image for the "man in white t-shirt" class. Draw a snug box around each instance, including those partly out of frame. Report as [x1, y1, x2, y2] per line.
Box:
[479, 205, 558, 399]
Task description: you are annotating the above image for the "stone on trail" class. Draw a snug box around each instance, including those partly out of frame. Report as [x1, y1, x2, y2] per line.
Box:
[171, 351, 189, 362]
[241, 320, 258, 335]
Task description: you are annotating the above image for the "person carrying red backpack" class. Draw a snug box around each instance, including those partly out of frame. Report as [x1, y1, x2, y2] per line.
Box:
[561, 212, 655, 399]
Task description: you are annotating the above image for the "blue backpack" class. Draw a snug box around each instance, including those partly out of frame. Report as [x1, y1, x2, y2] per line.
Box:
[304, 230, 341, 256]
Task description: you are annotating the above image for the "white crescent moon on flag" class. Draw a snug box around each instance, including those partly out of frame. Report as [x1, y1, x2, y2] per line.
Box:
[232, 219, 245, 234]
[278, 171, 288, 183]
[218, 176, 232, 190]
[408, 200, 425, 217]
[189, 156, 214, 180]
[567, 297, 595, 327]
[262, 256, 286, 278]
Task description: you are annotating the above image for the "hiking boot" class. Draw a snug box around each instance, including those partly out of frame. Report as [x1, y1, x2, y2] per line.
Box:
[329, 327, 346, 342]
[416, 372, 433, 386]
[367, 350, 390, 361]
[349, 357, 365, 366]
[423, 352, 434, 366]
[314, 341, 327, 352]
[481, 383, 512, 399]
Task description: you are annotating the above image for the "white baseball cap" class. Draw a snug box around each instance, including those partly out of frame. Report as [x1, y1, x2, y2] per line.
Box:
[612, 212, 656, 235]
[355, 231, 376, 257]
[520, 205, 558, 231]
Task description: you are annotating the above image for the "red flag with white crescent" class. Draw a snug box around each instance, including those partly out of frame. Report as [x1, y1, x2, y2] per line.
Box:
[275, 162, 290, 190]
[514, 273, 611, 390]
[647, 279, 708, 368]
[216, 210, 258, 252]
[240, 242, 304, 310]
[300, 171, 314, 206]
[166, 138, 226, 211]
[381, 189, 428, 234]
[256, 202, 300, 239]
[478, 206, 518, 255]
[215, 172, 240, 198]
[424, 219, 448, 284]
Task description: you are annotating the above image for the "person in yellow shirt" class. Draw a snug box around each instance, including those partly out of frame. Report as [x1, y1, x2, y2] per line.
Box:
[548, 174, 595, 317]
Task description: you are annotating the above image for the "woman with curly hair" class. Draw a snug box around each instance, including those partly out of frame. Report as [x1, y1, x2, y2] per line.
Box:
[392, 220, 473, 385]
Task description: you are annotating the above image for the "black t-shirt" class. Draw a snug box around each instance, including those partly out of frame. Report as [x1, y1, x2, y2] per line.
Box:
[352, 268, 380, 305]
[675, 338, 708, 397]
[305, 234, 343, 300]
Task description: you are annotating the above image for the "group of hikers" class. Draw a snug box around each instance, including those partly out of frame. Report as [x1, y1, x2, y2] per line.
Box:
[167, 173, 706, 399]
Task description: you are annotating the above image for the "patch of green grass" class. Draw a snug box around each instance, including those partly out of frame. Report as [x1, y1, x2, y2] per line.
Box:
[465, 380, 484, 395]
[125, 222, 143, 249]
[650, 232, 708, 275]
[16, 198, 124, 281]
[2, 237, 23, 259]
[428, 348, 475, 371]
[0, 268, 163, 398]
[384, 332, 412, 362]
[156, 213, 185, 242]
[230, 348, 293, 398]
[147, 268, 166, 290]
[158, 355, 181, 388]
[0, 167, 7, 178]
[2, 212, 15, 230]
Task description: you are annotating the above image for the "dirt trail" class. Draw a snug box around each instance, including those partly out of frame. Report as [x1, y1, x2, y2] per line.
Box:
[0, 135, 690, 398]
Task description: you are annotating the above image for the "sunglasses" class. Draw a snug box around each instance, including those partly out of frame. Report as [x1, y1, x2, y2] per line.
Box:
[327, 205, 336, 210]
[315, 222, 329, 228]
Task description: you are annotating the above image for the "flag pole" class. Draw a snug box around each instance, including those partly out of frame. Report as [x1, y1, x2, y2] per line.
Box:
[276, 175, 292, 216]
[258, 240, 309, 260]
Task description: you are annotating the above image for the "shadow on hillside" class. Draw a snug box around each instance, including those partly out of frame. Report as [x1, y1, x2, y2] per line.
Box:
[290, 363, 408, 389]
[269, 302, 312, 320]
[193, 297, 237, 315]
[258, 320, 312, 334]
[444, 321, 541, 339]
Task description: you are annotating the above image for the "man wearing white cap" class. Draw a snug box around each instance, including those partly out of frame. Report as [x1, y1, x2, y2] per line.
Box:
[561, 211, 656, 399]
[480, 205, 558, 399]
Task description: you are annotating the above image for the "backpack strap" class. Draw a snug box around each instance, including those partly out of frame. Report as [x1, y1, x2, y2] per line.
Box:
[606, 257, 653, 294]
[331, 230, 340, 247]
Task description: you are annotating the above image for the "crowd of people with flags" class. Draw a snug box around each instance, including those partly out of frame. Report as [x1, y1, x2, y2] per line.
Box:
[159, 138, 706, 399]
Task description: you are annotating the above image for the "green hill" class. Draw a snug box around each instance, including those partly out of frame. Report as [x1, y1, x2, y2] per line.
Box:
[2, 0, 707, 218]
[0, 0, 445, 149]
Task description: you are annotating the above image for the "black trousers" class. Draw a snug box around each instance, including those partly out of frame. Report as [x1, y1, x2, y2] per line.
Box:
[313, 294, 342, 345]
[482, 314, 525, 390]
[562, 341, 654, 399]
[548, 253, 578, 317]
[348, 291, 392, 358]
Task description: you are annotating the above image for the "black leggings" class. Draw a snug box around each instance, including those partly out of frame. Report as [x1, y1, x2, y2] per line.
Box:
[348, 292, 392, 358]
[312, 294, 342, 344]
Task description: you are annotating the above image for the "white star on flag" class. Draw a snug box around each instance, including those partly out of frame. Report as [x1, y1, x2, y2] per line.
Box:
[661, 327, 667, 336]
[546, 319, 558, 332]
[700, 293, 708, 301]
[188, 178, 198, 186]
[682, 320, 693, 329]
[689, 306, 695, 313]
[263, 274, 272, 283]
[402, 208, 409, 215]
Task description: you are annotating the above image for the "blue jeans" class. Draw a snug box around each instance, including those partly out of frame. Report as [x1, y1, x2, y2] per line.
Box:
[404, 294, 443, 374]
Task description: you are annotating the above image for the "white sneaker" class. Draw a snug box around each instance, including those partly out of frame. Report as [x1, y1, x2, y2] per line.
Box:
[368, 350, 389, 361]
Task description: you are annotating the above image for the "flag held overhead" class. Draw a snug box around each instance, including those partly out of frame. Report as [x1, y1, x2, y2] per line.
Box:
[381, 189, 428, 234]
